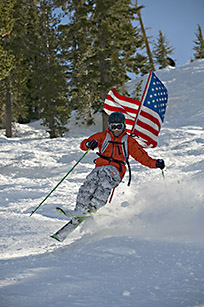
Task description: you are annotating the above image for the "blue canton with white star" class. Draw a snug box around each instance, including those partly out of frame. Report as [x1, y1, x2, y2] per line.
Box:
[143, 72, 168, 122]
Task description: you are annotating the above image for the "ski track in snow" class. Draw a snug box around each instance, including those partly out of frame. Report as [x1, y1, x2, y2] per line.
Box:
[0, 60, 204, 307]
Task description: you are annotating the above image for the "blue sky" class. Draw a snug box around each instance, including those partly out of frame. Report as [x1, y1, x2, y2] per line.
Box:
[138, 0, 204, 66]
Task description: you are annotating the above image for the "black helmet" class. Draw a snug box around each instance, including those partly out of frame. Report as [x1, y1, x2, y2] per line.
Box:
[108, 112, 125, 124]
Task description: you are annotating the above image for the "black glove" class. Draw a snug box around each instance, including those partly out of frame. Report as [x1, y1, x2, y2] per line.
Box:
[86, 139, 98, 150]
[156, 159, 165, 170]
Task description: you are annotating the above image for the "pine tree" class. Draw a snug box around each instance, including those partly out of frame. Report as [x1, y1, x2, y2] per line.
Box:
[58, 0, 96, 125]
[0, 0, 15, 133]
[0, 0, 70, 138]
[0, 0, 15, 81]
[0, 0, 33, 136]
[17, 0, 44, 124]
[193, 24, 204, 60]
[58, 0, 147, 128]
[27, 0, 70, 138]
[153, 30, 174, 69]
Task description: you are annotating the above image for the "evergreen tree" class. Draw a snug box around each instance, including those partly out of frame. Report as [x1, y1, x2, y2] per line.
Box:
[27, 0, 70, 138]
[193, 24, 204, 60]
[0, 0, 15, 133]
[0, 0, 33, 136]
[17, 0, 44, 124]
[58, 0, 147, 128]
[0, 0, 70, 138]
[59, 0, 96, 125]
[0, 0, 15, 81]
[153, 30, 174, 69]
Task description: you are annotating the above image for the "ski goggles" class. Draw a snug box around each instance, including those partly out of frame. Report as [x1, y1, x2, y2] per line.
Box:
[109, 123, 124, 131]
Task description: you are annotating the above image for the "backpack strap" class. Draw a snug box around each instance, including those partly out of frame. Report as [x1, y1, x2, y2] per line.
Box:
[121, 134, 128, 158]
[101, 132, 111, 153]
[121, 136, 131, 186]
[96, 132, 132, 186]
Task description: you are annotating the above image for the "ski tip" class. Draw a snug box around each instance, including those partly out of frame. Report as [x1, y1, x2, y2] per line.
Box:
[50, 234, 61, 242]
[56, 207, 66, 215]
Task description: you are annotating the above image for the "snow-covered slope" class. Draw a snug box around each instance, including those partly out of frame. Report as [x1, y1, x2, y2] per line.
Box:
[0, 60, 204, 307]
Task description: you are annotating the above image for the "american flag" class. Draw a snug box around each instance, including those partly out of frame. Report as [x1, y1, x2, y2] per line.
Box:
[104, 70, 168, 148]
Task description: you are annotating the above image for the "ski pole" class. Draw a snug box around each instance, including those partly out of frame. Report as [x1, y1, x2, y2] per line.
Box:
[30, 149, 90, 216]
[109, 187, 115, 204]
[161, 168, 169, 193]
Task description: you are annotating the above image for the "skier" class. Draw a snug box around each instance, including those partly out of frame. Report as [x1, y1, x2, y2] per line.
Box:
[74, 112, 165, 215]
[51, 111, 165, 241]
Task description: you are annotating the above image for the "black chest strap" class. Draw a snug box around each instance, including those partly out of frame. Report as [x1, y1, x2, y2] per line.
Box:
[96, 152, 125, 173]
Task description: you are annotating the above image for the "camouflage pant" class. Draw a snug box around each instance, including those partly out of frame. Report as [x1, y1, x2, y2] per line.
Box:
[75, 165, 121, 213]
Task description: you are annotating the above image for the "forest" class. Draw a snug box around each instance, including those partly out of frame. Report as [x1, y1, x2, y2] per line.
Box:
[0, 0, 204, 138]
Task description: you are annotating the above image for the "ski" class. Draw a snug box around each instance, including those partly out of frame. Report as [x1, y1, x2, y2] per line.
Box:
[51, 208, 93, 242]
[50, 217, 87, 242]
[51, 206, 102, 242]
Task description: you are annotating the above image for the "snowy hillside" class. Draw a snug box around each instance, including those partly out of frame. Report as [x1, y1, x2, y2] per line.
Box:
[0, 60, 204, 307]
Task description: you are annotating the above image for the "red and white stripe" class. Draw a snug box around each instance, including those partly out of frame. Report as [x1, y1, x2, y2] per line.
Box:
[132, 106, 162, 147]
[104, 88, 140, 135]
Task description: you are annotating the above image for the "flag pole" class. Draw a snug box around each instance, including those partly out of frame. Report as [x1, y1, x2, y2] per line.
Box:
[130, 70, 152, 135]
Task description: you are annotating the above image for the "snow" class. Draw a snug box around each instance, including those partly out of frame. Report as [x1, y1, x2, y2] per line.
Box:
[0, 60, 204, 307]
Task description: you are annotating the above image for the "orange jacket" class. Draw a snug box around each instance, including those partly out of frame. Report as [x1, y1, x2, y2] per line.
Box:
[80, 128, 157, 179]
